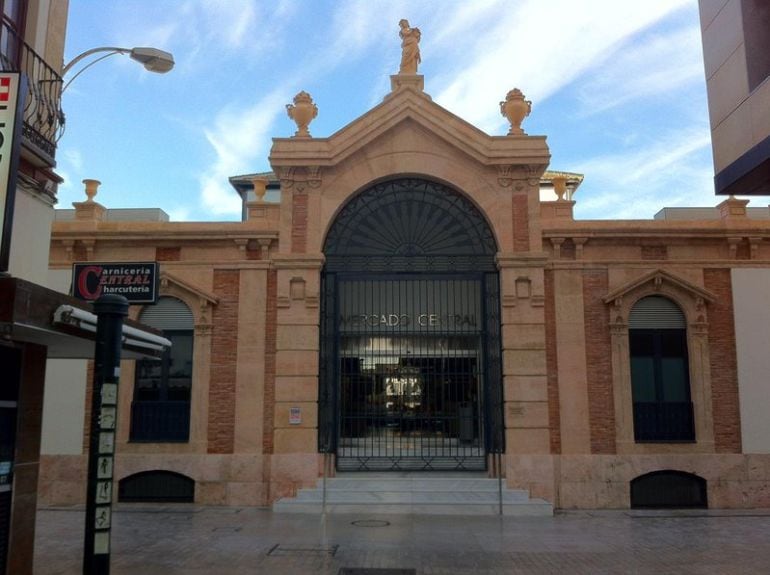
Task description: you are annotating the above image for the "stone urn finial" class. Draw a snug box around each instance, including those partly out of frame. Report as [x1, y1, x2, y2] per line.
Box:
[286, 91, 318, 138]
[251, 176, 268, 202]
[552, 175, 568, 201]
[500, 88, 532, 135]
[82, 179, 101, 202]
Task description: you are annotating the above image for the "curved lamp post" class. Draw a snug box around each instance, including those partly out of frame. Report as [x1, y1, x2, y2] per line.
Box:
[58, 47, 174, 573]
[62, 46, 175, 92]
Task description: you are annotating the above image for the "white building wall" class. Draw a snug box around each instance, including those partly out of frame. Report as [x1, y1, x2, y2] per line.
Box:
[41, 267, 87, 455]
[9, 187, 54, 284]
[46, 265, 71, 293]
[41, 359, 87, 454]
[732, 268, 770, 453]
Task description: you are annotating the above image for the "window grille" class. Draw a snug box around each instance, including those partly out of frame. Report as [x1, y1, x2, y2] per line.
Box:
[132, 297, 193, 442]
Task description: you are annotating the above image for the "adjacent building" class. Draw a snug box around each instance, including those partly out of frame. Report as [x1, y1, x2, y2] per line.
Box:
[44, 69, 770, 513]
[0, 2, 69, 572]
[0, 2, 164, 573]
[699, 0, 770, 195]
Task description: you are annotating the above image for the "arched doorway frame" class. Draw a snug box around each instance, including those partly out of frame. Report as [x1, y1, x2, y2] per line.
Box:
[318, 177, 504, 471]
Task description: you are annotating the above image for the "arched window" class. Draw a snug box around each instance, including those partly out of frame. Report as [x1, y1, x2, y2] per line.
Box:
[131, 297, 194, 442]
[629, 296, 694, 442]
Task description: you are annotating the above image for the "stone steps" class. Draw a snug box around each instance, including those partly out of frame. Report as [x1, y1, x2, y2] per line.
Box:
[273, 475, 553, 516]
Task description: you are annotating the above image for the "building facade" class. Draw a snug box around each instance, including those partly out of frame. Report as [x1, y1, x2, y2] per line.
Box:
[44, 71, 770, 512]
[699, 0, 770, 195]
[0, 1, 68, 573]
[0, 3, 171, 572]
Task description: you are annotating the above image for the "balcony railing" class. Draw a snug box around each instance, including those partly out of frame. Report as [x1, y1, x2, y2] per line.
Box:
[0, 20, 64, 166]
[633, 401, 695, 442]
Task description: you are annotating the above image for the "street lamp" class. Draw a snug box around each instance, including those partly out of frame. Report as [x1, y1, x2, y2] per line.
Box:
[62, 46, 175, 92]
[58, 47, 173, 571]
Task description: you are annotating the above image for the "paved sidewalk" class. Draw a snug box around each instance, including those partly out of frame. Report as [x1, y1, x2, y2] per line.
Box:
[35, 505, 770, 574]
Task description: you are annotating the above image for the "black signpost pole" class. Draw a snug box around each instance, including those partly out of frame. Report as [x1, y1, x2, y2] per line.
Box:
[83, 294, 128, 575]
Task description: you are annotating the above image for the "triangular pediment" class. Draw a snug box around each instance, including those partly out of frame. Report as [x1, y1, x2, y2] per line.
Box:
[270, 78, 550, 170]
[159, 271, 219, 307]
[603, 269, 716, 306]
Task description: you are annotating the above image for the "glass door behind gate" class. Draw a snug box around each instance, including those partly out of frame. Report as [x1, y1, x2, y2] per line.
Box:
[335, 277, 486, 471]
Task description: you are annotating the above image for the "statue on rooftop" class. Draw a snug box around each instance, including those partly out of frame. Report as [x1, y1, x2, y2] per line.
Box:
[398, 19, 421, 74]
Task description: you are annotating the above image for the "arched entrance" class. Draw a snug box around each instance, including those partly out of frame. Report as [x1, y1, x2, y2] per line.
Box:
[319, 178, 504, 471]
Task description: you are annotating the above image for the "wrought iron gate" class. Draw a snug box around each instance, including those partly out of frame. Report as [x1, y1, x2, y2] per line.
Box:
[336, 276, 487, 470]
[318, 178, 504, 472]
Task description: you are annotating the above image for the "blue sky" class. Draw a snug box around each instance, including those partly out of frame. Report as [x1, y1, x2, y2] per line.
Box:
[57, 0, 770, 221]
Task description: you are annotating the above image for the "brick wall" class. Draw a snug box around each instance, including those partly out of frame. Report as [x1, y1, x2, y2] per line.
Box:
[641, 245, 667, 260]
[560, 240, 576, 260]
[512, 194, 530, 252]
[262, 270, 277, 454]
[73, 245, 88, 261]
[704, 268, 742, 452]
[207, 270, 240, 454]
[291, 193, 308, 254]
[544, 270, 561, 453]
[156, 247, 181, 261]
[582, 269, 616, 454]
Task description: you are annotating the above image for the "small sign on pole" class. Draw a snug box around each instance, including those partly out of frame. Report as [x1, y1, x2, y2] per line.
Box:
[0, 72, 26, 273]
[83, 295, 128, 575]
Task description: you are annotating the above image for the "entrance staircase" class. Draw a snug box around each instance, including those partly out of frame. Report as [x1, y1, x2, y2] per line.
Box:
[273, 473, 552, 516]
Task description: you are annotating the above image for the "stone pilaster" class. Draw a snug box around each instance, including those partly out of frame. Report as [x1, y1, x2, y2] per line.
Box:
[269, 255, 324, 501]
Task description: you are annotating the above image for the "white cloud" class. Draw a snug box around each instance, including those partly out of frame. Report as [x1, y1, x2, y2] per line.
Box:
[429, 0, 693, 133]
[323, 0, 414, 70]
[573, 126, 714, 218]
[199, 0, 258, 50]
[66, 1, 729, 222]
[575, 25, 705, 115]
[107, 0, 297, 79]
[198, 89, 287, 215]
[167, 205, 193, 222]
[62, 148, 83, 172]
[54, 149, 85, 205]
[55, 168, 75, 205]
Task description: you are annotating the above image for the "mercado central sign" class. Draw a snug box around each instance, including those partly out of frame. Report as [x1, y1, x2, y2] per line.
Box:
[340, 313, 477, 329]
[338, 278, 481, 333]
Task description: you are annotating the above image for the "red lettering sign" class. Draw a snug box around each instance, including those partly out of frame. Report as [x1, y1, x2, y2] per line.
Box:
[77, 265, 104, 299]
